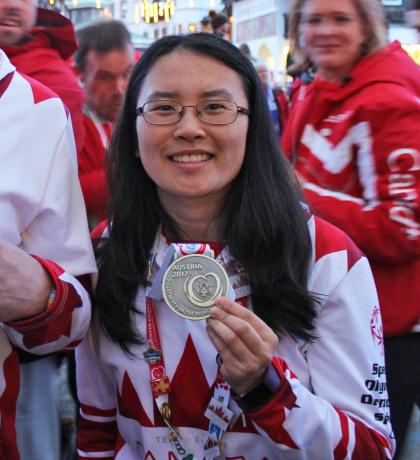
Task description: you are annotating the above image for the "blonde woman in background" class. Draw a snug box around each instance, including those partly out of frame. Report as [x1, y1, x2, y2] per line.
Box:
[282, 1, 420, 457]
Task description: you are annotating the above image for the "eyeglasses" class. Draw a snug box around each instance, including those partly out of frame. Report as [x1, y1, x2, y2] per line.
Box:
[136, 99, 250, 126]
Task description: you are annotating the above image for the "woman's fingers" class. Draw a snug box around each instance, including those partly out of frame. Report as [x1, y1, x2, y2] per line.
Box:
[212, 298, 278, 353]
[206, 321, 267, 393]
[205, 297, 278, 394]
[209, 309, 264, 356]
[206, 317, 262, 368]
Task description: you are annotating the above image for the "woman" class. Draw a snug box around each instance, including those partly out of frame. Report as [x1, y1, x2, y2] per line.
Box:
[282, 0, 420, 457]
[76, 33, 394, 459]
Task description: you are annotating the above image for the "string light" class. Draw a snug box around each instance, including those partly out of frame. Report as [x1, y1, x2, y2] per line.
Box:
[153, 1, 158, 23]
[139, 1, 175, 23]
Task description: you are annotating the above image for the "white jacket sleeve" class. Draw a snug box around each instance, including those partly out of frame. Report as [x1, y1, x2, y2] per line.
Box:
[245, 256, 394, 459]
[1, 69, 96, 353]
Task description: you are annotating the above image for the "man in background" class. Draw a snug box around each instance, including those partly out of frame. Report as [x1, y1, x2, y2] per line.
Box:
[75, 20, 135, 227]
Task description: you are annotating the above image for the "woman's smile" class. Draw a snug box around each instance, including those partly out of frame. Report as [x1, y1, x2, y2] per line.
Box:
[169, 150, 213, 164]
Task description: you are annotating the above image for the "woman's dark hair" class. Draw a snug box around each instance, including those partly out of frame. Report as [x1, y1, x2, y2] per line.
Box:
[96, 33, 317, 354]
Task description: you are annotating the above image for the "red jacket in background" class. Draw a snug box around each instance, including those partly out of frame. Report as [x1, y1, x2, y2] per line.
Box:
[282, 41, 420, 337]
[3, 8, 85, 153]
[78, 111, 110, 227]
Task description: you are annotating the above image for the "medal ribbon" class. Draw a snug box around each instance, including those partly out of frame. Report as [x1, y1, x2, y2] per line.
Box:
[174, 242, 211, 258]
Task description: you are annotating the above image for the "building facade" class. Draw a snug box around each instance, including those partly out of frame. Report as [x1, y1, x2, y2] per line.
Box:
[66, 0, 222, 49]
[231, 0, 288, 84]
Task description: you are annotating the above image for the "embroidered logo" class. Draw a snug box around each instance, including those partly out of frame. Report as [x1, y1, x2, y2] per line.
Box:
[370, 305, 384, 355]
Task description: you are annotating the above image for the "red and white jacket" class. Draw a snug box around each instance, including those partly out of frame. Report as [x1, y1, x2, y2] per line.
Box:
[76, 216, 394, 460]
[282, 41, 420, 337]
[0, 50, 96, 460]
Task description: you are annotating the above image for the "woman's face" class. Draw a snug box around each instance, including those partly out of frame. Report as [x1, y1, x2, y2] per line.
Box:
[299, 0, 366, 82]
[136, 50, 249, 210]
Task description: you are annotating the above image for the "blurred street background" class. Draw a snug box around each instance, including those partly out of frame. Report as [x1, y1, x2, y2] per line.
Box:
[45, 0, 420, 88]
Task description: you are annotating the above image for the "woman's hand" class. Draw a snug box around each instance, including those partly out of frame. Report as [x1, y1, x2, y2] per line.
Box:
[206, 297, 278, 395]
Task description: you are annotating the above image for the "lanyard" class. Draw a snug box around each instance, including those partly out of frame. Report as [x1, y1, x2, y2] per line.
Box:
[144, 243, 234, 460]
[145, 297, 192, 458]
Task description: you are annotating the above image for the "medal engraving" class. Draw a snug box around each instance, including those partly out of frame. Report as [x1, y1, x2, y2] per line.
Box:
[163, 254, 229, 320]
